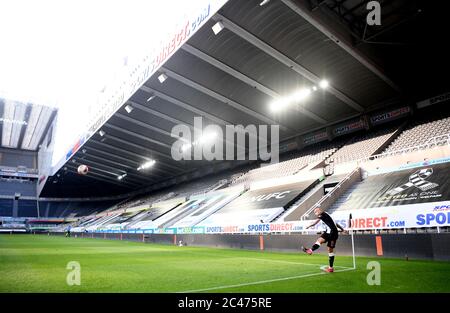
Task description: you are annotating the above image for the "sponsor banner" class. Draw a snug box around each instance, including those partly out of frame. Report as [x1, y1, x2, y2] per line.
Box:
[370, 106, 411, 126]
[204, 225, 244, 234]
[330, 201, 450, 230]
[338, 163, 450, 210]
[162, 228, 176, 234]
[303, 131, 328, 145]
[245, 221, 306, 233]
[176, 226, 205, 234]
[177, 220, 311, 234]
[279, 141, 298, 153]
[219, 181, 315, 212]
[332, 119, 366, 137]
[65, 136, 87, 160]
[417, 91, 450, 109]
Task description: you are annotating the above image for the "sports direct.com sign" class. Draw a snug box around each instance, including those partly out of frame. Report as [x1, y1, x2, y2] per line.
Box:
[330, 201, 450, 230]
[96, 201, 450, 235]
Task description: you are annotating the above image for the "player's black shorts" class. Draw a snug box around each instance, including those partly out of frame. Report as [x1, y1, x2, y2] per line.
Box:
[320, 232, 338, 248]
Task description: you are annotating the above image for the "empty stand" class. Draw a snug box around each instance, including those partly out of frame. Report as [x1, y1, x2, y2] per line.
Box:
[37, 200, 115, 218]
[0, 199, 13, 217]
[232, 143, 339, 186]
[327, 127, 398, 164]
[171, 191, 241, 228]
[385, 116, 450, 153]
[0, 179, 36, 197]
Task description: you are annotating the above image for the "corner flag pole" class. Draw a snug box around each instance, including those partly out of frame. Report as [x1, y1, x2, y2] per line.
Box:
[349, 213, 356, 269]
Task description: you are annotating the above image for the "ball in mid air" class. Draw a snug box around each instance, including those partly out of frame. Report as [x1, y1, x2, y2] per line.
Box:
[77, 164, 89, 175]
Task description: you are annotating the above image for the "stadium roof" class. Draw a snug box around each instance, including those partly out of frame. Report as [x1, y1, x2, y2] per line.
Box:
[42, 0, 447, 197]
[0, 98, 57, 151]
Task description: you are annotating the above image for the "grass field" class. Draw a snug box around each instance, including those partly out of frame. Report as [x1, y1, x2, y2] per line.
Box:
[1, 234, 449, 293]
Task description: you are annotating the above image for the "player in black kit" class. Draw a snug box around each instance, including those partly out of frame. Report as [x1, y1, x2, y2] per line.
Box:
[301, 207, 346, 272]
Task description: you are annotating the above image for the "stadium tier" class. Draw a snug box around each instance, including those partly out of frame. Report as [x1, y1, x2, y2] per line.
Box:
[384, 116, 450, 153]
[0, 178, 36, 197]
[327, 126, 399, 164]
[231, 144, 338, 185]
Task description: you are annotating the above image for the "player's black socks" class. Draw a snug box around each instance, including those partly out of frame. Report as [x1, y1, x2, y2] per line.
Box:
[329, 253, 335, 267]
[311, 241, 321, 251]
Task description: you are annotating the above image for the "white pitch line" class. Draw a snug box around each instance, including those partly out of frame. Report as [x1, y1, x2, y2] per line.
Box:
[242, 257, 353, 269]
[178, 267, 355, 293]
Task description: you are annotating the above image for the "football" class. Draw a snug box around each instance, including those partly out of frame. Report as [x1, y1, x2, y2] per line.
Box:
[77, 164, 89, 175]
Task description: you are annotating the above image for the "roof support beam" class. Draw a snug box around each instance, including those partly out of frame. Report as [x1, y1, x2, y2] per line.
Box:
[127, 100, 189, 126]
[104, 122, 172, 150]
[81, 146, 177, 178]
[80, 145, 141, 167]
[115, 112, 173, 138]
[182, 44, 279, 98]
[80, 151, 139, 172]
[280, 0, 401, 92]
[213, 13, 365, 113]
[160, 66, 292, 131]
[90, 138, 184, 173]
[103, 135, 183, 172]
[140, 85, 228, 126]
[71, 160, 121, 178]
[140, 86, 262, 149]
[127, 99, 252, 154]
[181, 44, 326, 125]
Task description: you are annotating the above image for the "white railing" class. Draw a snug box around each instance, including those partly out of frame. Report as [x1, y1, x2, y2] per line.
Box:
[356, 133, 450, 165]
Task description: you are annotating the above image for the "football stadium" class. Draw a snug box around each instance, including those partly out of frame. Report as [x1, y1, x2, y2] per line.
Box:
[1, 0, 449, 306]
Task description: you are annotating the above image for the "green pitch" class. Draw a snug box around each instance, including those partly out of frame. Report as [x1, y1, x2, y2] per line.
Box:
[1, 234, 449, 293]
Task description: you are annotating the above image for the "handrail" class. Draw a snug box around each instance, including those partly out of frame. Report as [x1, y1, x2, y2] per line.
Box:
[301, 167, 360, 220]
